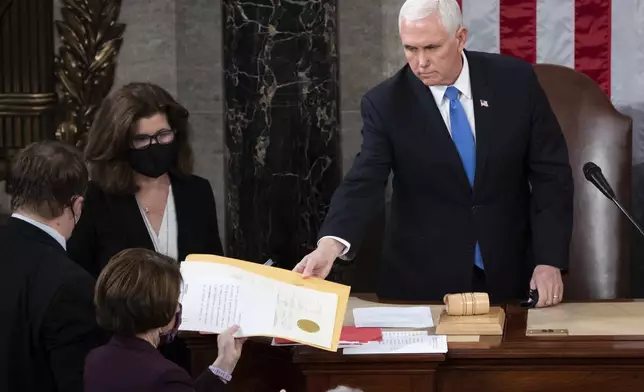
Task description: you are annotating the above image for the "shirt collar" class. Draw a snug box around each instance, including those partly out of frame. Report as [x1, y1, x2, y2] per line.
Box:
[11, 213, 67, 250]
[428, 51, 472, 103]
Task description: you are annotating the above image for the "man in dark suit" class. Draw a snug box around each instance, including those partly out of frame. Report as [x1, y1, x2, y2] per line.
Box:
[294, 0, 573, 306]
[0, 141, 105, 391]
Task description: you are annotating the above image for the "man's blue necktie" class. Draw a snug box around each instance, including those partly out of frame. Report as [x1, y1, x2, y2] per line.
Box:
[445, 86, 484, 270]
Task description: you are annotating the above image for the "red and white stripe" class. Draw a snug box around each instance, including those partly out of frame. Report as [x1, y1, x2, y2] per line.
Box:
[458, 0, 644, 163]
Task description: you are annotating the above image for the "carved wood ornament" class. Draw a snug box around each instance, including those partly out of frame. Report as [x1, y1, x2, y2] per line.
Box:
[55, 0, 125, 148]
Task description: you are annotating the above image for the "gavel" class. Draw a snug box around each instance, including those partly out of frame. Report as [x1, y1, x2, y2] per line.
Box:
[443, 292, 490, 316]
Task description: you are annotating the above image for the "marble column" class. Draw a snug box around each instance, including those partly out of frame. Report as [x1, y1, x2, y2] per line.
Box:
[223, 0, 341, 267]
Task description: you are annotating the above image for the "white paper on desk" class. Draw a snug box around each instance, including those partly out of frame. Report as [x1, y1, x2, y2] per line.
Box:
[178, 261, 338, 348]
[353, 306, 434, 328]
[343, 331, 448, 354]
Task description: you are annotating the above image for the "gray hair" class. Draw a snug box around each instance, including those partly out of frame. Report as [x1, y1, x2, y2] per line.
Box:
[327, 387, 363, 392]
[398, 0, 463, 36]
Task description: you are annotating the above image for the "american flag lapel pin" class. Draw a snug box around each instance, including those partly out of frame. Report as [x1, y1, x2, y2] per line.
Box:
[480, 99, 488, 107]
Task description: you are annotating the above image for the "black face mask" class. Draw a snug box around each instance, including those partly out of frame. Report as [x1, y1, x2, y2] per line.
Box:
[159, 304, 182, 346]
[127, 143, 177, 178]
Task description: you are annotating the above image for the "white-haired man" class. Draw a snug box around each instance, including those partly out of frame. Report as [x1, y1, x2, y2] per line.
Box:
[294, 0, 573, 307]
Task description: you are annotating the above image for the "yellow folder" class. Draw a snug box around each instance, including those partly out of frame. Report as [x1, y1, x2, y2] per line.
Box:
[185, 254, 351, 352]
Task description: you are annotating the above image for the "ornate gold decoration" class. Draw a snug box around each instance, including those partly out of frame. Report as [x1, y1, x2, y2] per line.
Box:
[54, 0, 125, 147]
[0, 93, 58, 183]
[0, 93, 58, 116]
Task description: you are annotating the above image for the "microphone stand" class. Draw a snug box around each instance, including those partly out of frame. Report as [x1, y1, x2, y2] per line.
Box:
[610, 196, 644, 237]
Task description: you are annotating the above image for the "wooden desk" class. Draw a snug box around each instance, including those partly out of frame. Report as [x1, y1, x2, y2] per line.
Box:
[294, 303, 644, 392]
[183, 300, 644, 392]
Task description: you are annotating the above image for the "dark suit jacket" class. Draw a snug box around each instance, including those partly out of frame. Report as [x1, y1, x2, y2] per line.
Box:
[320, 51, 574, 302]
[0, 218, 106, 392]
[67, 174, 223, 277]
[84, 336, 225, 392]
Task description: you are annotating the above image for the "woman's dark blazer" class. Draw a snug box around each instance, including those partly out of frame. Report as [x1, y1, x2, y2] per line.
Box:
[67, 174, 224, 278]
[84, 336, 225, 392]
[67, 174, 224, 372]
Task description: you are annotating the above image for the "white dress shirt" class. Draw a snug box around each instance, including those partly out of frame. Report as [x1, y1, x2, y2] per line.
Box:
[322, 52, 476, 257]
[11, 213, 67, 249]
[428, 52, 476, 138]
[136, 186, 179, 260]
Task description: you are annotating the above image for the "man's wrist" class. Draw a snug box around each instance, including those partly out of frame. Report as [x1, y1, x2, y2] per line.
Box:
[318, 237, 345, 258]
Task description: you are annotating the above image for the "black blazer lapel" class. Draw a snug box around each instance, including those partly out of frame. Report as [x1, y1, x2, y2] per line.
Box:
[404, 66, 472, 192]
[466, 51, 495, 197]
[110, 193, 155, 251]
[170, 175, 193, 262]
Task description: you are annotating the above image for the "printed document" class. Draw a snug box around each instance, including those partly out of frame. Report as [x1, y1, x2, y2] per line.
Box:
[178, 257, 349, 351]
[343, 331, 448, 354]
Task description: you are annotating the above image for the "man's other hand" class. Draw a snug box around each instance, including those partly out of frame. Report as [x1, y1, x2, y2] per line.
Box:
[530, 264, 563, 307]
[293, 238, 345, 279]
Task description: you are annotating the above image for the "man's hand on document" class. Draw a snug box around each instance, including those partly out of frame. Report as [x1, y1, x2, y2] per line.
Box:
[293, 238, 344, 279]
[213, 325, 246, 374]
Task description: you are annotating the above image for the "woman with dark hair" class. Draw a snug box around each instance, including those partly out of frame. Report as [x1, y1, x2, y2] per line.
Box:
[67, 82, 224, 370]
[84, 248, 244, 392]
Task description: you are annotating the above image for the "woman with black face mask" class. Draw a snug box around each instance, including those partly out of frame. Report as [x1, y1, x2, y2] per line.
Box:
[84, 248, 244, 392]
[67, 82, 224, 372]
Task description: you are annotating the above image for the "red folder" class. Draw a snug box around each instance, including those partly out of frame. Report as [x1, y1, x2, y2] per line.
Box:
[273, 326, 382, 346]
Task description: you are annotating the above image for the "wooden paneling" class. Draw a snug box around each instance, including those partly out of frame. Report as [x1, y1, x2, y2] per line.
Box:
[0, 0, 56, 181]
[436, 369, 644, 392]
[181, 334, 305, 392]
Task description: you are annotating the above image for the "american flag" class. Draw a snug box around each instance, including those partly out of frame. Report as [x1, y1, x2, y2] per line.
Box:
[457, 0, 644, 164]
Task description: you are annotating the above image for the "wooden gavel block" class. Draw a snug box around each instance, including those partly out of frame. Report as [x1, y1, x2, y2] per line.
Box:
[435, 292, 505, 335]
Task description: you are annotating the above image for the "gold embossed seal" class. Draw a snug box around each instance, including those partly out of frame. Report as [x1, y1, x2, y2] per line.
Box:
[297, 319, 320, 333]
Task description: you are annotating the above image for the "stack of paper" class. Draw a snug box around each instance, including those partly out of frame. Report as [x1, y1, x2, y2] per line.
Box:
[344, 305, 447, 355]
[177, 254, 350, 352]
[343, 331, 448, 355]
[272, 326, 383, 348]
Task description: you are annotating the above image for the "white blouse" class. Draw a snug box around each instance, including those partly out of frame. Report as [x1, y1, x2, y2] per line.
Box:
[137, 186, 179, 260]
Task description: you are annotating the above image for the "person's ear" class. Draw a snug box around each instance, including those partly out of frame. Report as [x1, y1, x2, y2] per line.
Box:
[456, 26, 468, 51]
[72, 196, 84, 220]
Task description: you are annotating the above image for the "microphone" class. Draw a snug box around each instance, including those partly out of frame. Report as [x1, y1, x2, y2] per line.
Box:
[583, 162, 616, 199]
[583, 162, 644, 237]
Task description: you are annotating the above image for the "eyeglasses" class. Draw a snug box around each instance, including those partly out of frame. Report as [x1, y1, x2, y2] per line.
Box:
[130, 129, 176, 150]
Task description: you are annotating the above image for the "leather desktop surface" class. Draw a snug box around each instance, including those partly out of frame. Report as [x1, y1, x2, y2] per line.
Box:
[345, 297, 644, 339]
[527, 301, 644, 335]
